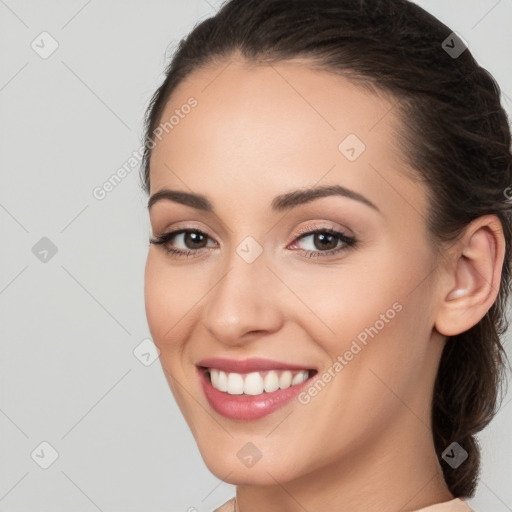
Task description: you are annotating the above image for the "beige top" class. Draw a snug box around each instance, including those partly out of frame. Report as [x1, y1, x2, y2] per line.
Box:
[213, 497, 473, 511]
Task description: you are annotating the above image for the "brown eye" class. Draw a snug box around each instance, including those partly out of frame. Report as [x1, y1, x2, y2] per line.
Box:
[311, 232, 339, 251]
[181, 231, 208, 249]
[291, 227, 357, 258]
[149, 229, 216, 257]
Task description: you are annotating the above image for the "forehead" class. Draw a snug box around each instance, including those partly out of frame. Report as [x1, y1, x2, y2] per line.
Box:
[148, 58, 426, 219]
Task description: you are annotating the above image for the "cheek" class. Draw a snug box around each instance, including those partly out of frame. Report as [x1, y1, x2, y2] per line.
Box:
[144, 254, 197, 410]
[144, 252, 205, 322]
[284, 263, 403, 345]
[289, 245, 435, 365]
[143, 253, 191, 351]
[144, 255, 167, 341]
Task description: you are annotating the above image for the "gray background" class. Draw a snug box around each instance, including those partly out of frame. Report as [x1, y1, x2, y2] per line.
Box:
[1, 1, 511, 511]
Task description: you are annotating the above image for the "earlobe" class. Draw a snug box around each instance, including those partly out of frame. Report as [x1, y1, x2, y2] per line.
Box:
[435, 215, 505, 337]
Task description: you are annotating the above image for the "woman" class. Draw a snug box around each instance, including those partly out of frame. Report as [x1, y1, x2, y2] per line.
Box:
[141, 1, 511, 510]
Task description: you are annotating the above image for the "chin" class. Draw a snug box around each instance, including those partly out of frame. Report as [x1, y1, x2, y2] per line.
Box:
[199, 434, 312, 485]
[203, 454, 301, 486]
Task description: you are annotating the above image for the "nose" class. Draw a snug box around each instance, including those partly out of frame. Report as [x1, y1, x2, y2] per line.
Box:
[201, 249, 285, 347]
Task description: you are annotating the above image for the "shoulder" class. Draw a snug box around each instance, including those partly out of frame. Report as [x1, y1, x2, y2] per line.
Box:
[212, 497, 235, 512]
[413, 498, 474, 511]
[212, 497, 472, 512]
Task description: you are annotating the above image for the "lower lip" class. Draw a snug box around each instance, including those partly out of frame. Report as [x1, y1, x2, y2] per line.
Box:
[198, 368, 313, 420]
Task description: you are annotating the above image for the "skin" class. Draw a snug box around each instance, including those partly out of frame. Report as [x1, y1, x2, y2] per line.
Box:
[144, 56, 505, 512]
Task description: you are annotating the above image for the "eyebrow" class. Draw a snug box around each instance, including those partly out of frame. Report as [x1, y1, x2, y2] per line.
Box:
[147, 184, 380, 214]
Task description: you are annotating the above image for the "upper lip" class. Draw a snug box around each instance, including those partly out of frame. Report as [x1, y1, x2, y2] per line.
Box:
[197, 357, 315, 373]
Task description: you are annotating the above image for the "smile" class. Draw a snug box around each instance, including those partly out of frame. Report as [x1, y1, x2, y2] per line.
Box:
[207, 368, 312, 395]
[197, 358, 317, 420]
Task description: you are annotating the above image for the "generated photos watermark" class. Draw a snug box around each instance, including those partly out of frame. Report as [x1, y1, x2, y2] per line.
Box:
[92, 97, 198, 201]
[298, 301, 403, 405]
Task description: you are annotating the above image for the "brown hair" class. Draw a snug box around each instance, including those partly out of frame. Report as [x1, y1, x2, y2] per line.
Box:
[140, 0, 512, 498]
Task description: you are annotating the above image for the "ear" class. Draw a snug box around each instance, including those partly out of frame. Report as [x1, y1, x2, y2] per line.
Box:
[435, 215, 506, 337]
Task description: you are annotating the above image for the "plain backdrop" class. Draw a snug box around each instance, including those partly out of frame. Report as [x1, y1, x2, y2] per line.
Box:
[1, 1, 511, 511]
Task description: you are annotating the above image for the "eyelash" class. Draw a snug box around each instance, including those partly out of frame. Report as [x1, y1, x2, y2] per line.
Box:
[149, 226, 357, 259]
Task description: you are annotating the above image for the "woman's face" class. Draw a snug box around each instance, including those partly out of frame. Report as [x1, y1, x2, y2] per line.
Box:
[144, 58, 446, 485]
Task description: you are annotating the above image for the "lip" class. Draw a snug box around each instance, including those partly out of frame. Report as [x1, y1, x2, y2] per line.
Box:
[197, 357, 314, 373]
[196, 358, 317, 421]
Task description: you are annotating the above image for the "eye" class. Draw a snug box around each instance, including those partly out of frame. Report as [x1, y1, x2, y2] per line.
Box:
[149, 229, 216, 258]
[289, 227, 357, 258]
[149, 226, 357, 259]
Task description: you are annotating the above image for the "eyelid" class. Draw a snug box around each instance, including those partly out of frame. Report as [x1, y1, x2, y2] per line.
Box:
[288, 225, 356, 251]
[150, 221, 358, 261]
[152, 221, 353, 246]
[293, 222, 354, 237]
[152, 221, 219, 242]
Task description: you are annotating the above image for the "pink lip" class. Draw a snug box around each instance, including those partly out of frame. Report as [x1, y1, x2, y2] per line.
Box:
[197, 357, 314, 373]
[196, 358, 316, 421]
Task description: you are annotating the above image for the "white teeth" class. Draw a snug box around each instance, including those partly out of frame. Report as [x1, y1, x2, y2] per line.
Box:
[210, 368, 219, 388]
[292, 370, 308, 385]
[279, 370, 292, 389]
[263, 371, 280, 393]
[208, 368, 310, 396]
[217, 370, 228, 392]
[244, 372, 264, 395]
[226, 372, 244, 394]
